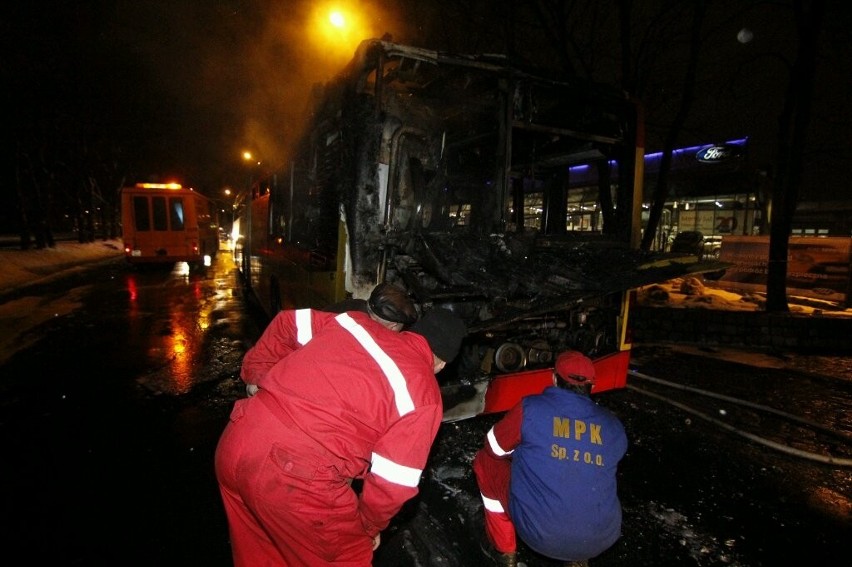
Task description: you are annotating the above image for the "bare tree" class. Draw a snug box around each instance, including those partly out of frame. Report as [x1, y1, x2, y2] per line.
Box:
[639, 1, 707, 252]
[764, 0, 826, 312]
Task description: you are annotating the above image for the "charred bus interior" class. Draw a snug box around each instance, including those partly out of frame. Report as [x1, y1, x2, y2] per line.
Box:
[239, 40, 724, 415]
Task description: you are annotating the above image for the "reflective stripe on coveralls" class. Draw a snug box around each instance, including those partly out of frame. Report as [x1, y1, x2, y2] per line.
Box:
[336, 312, 415, 416]
[336, 312, 422, 485]
[371, 452, 421, 487]
[481, 493, 505, 513]
[487, 427, 513, 457]
[295, 308, 312, 344]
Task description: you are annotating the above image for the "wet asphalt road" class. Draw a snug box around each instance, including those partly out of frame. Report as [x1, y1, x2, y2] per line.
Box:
[0, 252, 850, 566]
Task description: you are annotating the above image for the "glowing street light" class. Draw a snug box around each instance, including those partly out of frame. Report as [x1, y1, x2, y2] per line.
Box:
[329, 11, 345, 28]
[309, 3, 370, 59]
[242, 151, 261, 166]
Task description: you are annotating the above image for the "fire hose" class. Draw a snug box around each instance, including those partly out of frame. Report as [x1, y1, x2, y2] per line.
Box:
[627, 369, 852, 467]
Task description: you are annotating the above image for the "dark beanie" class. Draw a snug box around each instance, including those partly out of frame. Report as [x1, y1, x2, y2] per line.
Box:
[410, 308, 467, 362]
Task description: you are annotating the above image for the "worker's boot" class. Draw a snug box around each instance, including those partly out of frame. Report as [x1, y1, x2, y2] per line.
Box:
[483, 548, 517, 567]
[477, 532, 518, 566]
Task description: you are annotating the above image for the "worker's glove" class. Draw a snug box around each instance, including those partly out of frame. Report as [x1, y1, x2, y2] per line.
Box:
[246, 384, 259, 397]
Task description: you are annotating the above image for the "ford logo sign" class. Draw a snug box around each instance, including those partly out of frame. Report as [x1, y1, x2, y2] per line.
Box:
[696, 144, 741, 163]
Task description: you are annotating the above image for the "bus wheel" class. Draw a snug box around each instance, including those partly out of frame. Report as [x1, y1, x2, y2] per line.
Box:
[270, 277, 282, 314]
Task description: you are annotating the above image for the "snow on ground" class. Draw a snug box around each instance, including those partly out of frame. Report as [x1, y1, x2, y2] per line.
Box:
[0, 239, 124, 296]
[0, 240, 125, 364]
[636, 275, 852, 318]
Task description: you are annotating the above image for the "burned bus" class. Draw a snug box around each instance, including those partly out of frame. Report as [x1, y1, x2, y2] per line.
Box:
[235, 39, 713, 420]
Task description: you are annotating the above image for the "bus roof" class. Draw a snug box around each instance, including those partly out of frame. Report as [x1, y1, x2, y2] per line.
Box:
[133, 183, 184, 190]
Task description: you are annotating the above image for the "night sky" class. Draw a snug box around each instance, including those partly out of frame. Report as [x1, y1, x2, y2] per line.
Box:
[5, 1, 852, 208]
[6, 0, 421, 196]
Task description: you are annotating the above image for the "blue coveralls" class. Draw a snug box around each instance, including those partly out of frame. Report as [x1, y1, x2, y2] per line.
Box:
[473, 386, 628, 562]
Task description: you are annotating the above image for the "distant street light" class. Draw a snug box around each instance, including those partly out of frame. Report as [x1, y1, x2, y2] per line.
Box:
[242, 151, 261, 167]
[240, 151, 260, 204]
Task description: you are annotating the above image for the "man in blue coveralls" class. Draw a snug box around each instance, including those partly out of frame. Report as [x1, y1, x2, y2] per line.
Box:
[472, 351, 628, 567]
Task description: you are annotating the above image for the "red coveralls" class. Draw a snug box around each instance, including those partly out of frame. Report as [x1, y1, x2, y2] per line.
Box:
[215, 309, 442, 566]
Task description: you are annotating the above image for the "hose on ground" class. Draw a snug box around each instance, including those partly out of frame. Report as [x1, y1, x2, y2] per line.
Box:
[629, 370, 852, 443]
[626, 370, 852, 467]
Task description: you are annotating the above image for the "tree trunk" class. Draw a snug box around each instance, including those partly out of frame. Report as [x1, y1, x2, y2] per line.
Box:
[640, 1, 705, 252]
[765, 0, 825, 312]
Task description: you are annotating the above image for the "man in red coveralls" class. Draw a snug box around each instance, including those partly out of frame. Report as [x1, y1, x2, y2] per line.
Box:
[241, 282, 419, 397]
[472, 351, 628, 567]
[215, 306, 466, 566]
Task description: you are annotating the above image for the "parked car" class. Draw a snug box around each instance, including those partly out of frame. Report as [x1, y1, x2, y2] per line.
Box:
[671, 231, 723, 261]
[670, 231, 705, 257]
[703, 235, 723, 259]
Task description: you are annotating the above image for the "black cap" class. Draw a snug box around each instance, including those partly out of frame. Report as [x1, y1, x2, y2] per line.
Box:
[410, 308, 467, 362]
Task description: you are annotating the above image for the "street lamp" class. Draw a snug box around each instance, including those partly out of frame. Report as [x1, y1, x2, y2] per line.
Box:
[236, 150, 261, 246]
[309, 4, 369, 61]
[241, 150, 261, 192]
[242, 151, 261, 167]
[329, 11, 345, 28]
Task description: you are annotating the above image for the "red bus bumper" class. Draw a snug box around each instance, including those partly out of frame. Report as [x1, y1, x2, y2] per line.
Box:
[481, 349, 630, 415]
